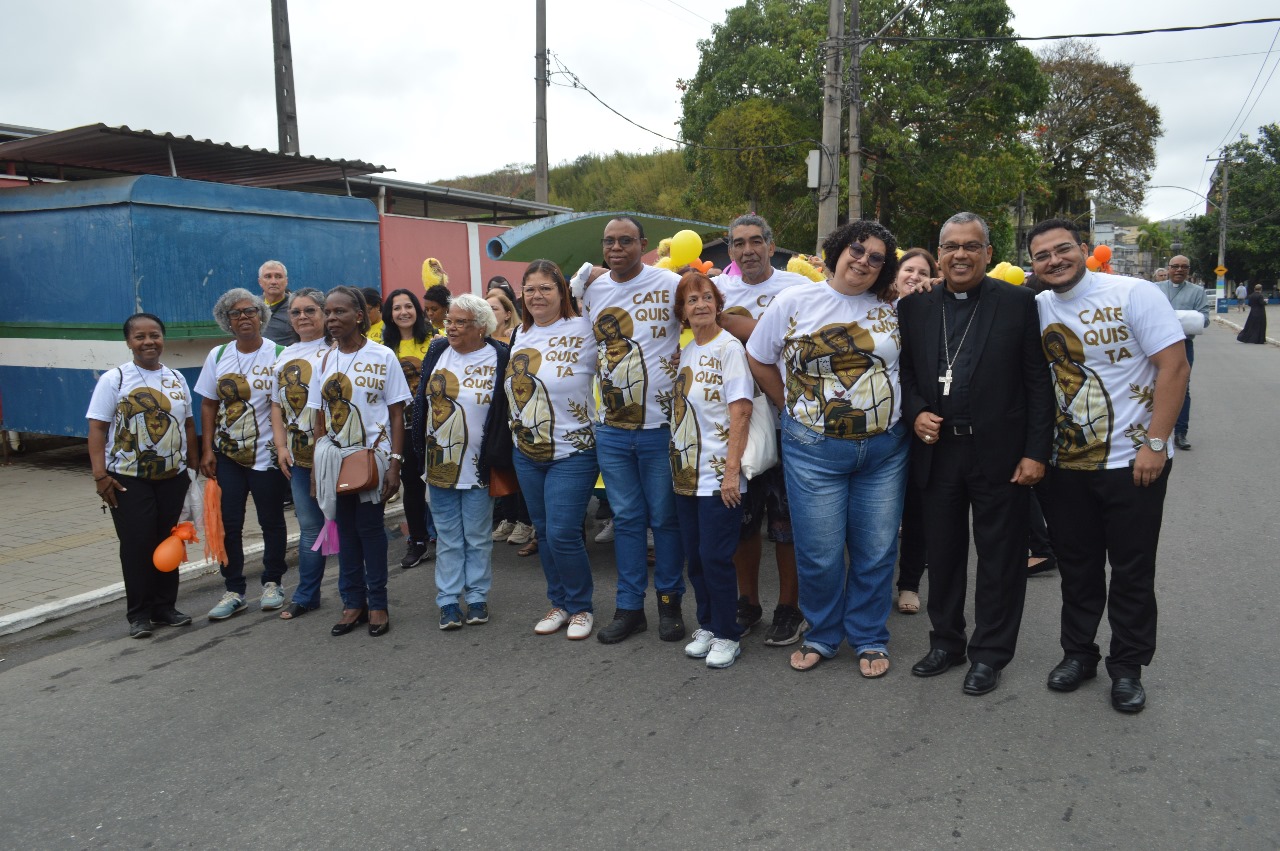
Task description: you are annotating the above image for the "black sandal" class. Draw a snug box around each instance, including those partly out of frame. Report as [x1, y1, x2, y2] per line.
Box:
[279, 602, 311, 620]
[858, 650, 891, 679]
[790, 644, 826, 672]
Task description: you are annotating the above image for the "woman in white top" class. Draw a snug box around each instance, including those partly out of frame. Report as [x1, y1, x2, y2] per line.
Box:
[308, 286, 411, 637]
[670, 272, 754, 669]
[268, 288, 331, 619]
[195, 288, 290, 620]
[507, 260, 600, 640]
[87, 313, 199, 638]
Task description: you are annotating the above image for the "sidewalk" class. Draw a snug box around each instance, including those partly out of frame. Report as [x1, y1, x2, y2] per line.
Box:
[1214, 302, 1280, 346]
[0, 440, 403, 635]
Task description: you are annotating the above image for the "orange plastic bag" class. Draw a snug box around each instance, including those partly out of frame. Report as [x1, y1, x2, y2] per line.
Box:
[203, 478, 228, 565]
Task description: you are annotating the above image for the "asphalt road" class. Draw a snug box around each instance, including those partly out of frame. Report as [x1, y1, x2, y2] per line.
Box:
[1, 321, 1276, 850]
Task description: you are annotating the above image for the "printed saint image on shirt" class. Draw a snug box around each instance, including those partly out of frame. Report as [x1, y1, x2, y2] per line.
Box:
[279, 360, 315, 465]
[594, 308, 648, 427]
[785, 322, 893, 437]
[215, 374, 258, 467]
[508, 350, 555, 462]
[322, 372, 366, 449]
[1042, 323, 1113, 469]
[399, 356, 424, 396]
[668, 368, 701, 494]
[114, 387, 183, 479]
[425, 369, 466, 488]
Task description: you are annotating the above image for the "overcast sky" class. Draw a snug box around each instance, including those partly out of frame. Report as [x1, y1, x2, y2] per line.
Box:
[5, 0, 1276, 226]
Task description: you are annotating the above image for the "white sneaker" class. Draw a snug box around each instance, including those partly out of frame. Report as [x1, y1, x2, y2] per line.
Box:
[706, 638, 741, 669]
[566, 611, 594, 640]
[507, 521, 534, 545]
[492, 520, 515, 542]
[259, 582, 285, 611]
[685, 628, 714, 658]
[535, 608, 569, 635]
[594, 519, 615, 543]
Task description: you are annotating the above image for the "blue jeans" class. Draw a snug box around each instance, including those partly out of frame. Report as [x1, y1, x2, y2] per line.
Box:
[1176, 338, 1193, 436]
[781, 415, 908, 657]
[288, 465, 327, 609]
[515, 449, 599, 614]
[215, 453, 289, 596]
[676, 493, 743, 641]
[430, 485, 494, 607]
[335, 494, 389, 610]
[594, 424, 685, 610]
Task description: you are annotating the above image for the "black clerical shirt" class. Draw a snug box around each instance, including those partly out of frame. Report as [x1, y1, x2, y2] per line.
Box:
[937, 284, 983, 427]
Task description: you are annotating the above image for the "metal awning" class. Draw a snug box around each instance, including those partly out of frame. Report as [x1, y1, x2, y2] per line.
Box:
[0, 123, 388, 187]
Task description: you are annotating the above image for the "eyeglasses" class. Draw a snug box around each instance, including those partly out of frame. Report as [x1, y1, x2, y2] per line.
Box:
[847, 243, 887, 268]
[289, 307, 320, 317]
[1031, 243, 1082, 265]
[1168, 264, 1190, 270]
[939, 242, 988, 256]
[226, 308, 259, 319]
[523, 285, 557, 296]
[442, 318, 474, 328]
[601, 236, 640, 248]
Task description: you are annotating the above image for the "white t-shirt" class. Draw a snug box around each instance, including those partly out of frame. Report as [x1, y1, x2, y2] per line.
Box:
[87, 362, 193, 480]
[669, 330, 754, 497]
[422, 345, 499, 489]
[194, 339, 283, 471]
[581, 264, 682, 430]
[1036, 271, 1186, 471]
[747, 283, 902, 439]
[306, 339, 412, 452]
[505, 317, 599, 462]
[714, 268, 814, 320]
[272, 338, 331, 468]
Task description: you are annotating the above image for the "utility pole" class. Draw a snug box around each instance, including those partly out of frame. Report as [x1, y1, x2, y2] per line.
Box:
[847, 0, 861, 221]
[1016, 191, 1026, 266]
[271, 0, 300, 154]
[816, 0, 844, 251]
[535, 0, 549, 203]
[1216, 159, 1229, 279]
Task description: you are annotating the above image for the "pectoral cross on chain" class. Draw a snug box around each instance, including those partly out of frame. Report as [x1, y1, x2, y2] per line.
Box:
[939, 368, 954, 397]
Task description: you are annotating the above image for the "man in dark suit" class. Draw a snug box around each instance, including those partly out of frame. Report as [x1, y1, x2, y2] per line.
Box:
[897, 212, 1054, 695]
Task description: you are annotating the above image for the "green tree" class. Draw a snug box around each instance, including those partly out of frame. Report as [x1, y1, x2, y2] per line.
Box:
[1184, 124, 1280, 283]
[678, 0, 1048, 252]
[1135, 222, 1170, 255]
[1031, 40, 1162, 222]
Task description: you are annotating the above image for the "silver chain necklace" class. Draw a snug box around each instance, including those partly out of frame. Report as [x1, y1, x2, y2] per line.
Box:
[939, 299, 980, 397]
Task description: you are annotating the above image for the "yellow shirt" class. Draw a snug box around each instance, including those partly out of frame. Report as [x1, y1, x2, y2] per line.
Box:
[368, 320, 385, 344]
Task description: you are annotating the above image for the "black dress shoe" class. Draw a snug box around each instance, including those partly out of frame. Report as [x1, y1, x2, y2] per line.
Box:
[962, 662, 1000, 695]
[151, 608, 192, 627]
[1111, 677, 1146, 713]
[911, 648, 966, 677]
[368, 611, 390, 637]
[596, 608, 647, 644]
[129, 620, 153, 639]
[1047, 657, 1098, 692]
[1174, 434, 1191, 451]
[330, 607, 369, 636]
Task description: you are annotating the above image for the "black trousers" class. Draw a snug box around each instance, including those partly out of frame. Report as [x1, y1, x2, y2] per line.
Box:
[109, 473, 191, 624]
[1040, 463, 1170, 679]
[897, 483, 927, 591]
[1028, 488, 1054, 558]
[921, 435, 1030, 669]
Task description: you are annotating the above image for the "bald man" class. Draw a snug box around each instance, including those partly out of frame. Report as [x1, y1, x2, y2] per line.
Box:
[1154, 256, 1207, 450]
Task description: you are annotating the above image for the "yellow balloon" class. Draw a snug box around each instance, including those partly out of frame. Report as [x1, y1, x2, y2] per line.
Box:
[992, 261, 1010, 278]
[655, 256, 675, 270]
[669, 230, 703, 267]
[1005, 266, 1026, 285]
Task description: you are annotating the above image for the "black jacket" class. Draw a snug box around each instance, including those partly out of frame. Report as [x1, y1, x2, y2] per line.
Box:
[898, 276, 1053, 487]
[409, 336, 512, 485]
[263, 291, 299, 346]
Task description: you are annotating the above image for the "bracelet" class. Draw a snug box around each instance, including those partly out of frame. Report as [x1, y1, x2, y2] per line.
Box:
[388, 453, 404, 463]
[94, 474, 111, 481]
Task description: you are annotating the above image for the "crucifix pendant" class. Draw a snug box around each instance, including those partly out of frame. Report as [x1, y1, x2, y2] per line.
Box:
[939, 368, 953, 396]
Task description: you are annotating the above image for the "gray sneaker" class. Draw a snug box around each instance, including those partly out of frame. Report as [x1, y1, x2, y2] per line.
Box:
[208, 592, 247, 620]
[260, 582, 285, 611]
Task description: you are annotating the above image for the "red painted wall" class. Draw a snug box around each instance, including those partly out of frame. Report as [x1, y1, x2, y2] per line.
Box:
[379, 215, 531, 299]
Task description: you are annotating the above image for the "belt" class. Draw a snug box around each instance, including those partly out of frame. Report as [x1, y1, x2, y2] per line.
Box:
[945, 424, 973, 436]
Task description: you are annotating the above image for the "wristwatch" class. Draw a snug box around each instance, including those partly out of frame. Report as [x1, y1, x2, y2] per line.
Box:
[1141, 435, 1166, 452]
[389, 453, 404, 463]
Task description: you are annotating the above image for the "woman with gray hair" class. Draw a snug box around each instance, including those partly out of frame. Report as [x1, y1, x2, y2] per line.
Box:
[195, 287, 291, 621]
[410, 292, 513, 630]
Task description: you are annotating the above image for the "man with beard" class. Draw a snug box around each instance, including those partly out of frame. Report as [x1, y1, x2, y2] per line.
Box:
[1154, 255, 1208, 450]
[1028, 218, 1189, 714]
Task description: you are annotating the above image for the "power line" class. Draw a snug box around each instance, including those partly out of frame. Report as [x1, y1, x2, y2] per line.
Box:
[1233, 49, 1280, 145]
[1212, 27, 1280, 154]
[861, 17, 1280, 45]
[659, 0, 715, 26]
[1132, 49, 1278, 67]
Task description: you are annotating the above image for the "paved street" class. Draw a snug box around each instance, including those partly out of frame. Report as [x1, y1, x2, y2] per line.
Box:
[0, 319, 1277, 849]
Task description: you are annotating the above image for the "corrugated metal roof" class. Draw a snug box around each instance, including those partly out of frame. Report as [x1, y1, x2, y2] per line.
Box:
[0, 123, 389, 187]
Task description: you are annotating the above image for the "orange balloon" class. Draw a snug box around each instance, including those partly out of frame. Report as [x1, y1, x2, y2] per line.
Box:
[1085, 256, 1101, 271]
[1094, 244, 1112, 263]
[153, 536, 185, 572]
[691, 259, 714, 274]
[171, 520, 200, 542]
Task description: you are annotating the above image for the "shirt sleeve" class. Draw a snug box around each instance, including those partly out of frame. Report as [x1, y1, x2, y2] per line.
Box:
[85, 370, 120, 422]
[721, 339, 754, 404]
[745, 292, 787, 365]
[1129, 281, 1188, 357]
[306, 359, 326, 410]
[192, 347, 220, 400]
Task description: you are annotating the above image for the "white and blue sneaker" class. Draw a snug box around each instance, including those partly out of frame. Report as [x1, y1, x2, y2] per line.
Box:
[259, 582, 285, 611]
[684, 628, 714, 659]
[208, 592, 247, 620]
[706, 638, 741, 669]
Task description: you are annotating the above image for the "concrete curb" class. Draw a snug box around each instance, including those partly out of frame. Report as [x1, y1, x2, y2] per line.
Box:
[1213, 315, 1280, 347]
[0, 503, 407, 638]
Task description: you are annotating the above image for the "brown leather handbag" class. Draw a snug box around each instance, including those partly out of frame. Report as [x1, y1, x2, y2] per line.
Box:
[336, 449, 379, 493]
